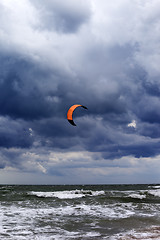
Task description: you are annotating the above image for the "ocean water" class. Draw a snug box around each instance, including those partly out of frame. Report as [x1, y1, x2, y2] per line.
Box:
[0, 184, 160, 239]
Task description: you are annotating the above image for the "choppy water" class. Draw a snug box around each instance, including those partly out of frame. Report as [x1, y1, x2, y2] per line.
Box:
[0, 184, 160, 239]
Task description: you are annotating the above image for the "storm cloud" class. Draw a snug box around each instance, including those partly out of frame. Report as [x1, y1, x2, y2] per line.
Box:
[0, 0, 160, 183]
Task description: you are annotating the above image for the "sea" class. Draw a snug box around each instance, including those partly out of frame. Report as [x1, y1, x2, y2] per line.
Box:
[0, 184, 160, 240]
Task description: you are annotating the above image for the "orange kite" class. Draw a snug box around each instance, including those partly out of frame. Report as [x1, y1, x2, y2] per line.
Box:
[67, 104, 88, 126]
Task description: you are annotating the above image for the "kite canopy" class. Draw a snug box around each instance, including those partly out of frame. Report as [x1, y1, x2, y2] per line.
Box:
[67, 104, 88, 126]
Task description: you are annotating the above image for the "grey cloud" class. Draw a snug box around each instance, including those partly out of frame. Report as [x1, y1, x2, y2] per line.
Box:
[32, 0, 91, 33]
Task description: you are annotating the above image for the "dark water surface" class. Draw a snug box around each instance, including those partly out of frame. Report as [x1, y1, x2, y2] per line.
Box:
[0, 184, 160, 239]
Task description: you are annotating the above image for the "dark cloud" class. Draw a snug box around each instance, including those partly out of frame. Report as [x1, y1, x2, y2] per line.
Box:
[0, 55, 63, 120]
[0, 0, 160, 184]
[0, 116, 33, 148]
[1, 42, 160, 162]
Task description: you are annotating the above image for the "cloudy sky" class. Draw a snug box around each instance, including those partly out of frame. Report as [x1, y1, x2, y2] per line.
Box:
[0, 0, 160, 184]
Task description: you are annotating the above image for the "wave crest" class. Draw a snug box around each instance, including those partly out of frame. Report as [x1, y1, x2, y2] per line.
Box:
[28, 189, 105, 199]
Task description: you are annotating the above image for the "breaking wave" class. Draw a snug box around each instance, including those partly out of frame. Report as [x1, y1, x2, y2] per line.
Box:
[28, 189, 105, 199]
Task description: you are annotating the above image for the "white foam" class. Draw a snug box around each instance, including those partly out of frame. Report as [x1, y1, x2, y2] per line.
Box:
[148, 189, 160, 197]
[1, 200, 159, 240]
[46, 203, 136, 219]
[52, 190, 84, 199]
[112, 225, 160, 240]
[52, 230, 101, 240]
[29, 190, 105, 199]
[152, 185, 160, 189]
[85, 232, 101, 237]
[128, 193, 146, 199]
[0, 202, 136, 226]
